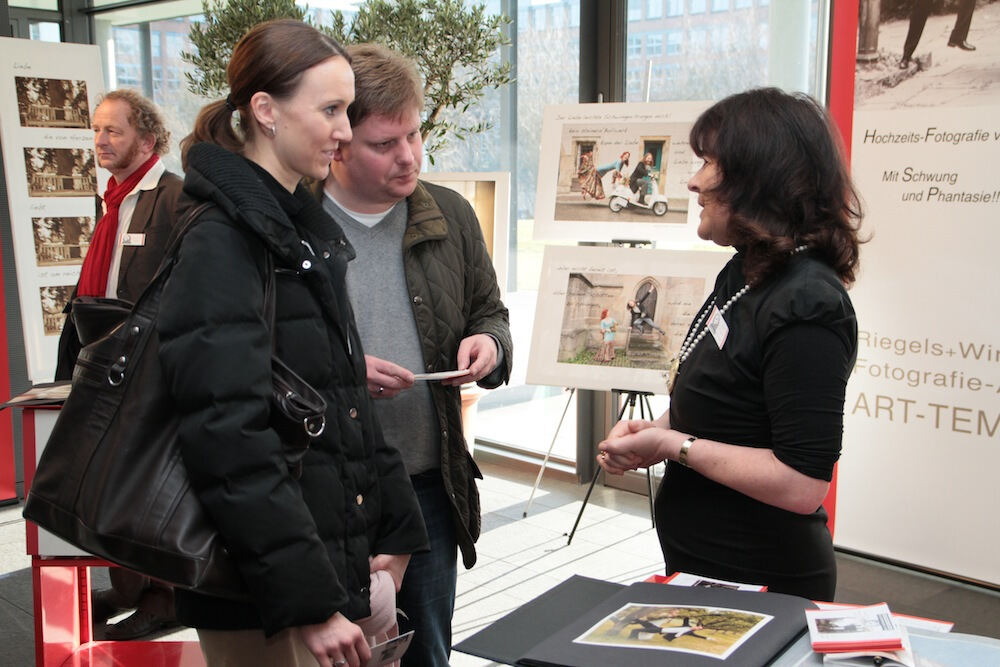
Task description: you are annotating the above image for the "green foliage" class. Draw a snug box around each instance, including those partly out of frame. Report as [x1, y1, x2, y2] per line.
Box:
[183, 0, 513, 160]
[182, 0, 307, 99]
[327, 0, 512, 157]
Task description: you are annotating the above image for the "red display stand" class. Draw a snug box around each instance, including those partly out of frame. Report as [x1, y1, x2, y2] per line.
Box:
[0, 413, 14, 504]
[22, 407, 205, 667]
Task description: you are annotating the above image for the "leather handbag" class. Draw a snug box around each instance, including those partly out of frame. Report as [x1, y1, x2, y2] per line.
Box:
[69, 296, 134, 346]
[265, 258, 325, 478]
[24, 202, 326, 599]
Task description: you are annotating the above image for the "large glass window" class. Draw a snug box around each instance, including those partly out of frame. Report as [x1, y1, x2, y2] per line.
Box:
[427, 1, 581, 461]
[627, 35, 642, 57]
[92, 1, 206, 175]
[29, 21, 61, 41]
[626, 0, 827, 103]
[647, 33, 663, 57]
[9, 0, 58, 8]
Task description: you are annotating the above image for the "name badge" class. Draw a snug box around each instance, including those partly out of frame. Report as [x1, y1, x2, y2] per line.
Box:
[121, 233, 146, 247]
[706, 305, 729, 349]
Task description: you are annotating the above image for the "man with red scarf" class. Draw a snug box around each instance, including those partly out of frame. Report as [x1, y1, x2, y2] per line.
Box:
[54, 88, 182, 640]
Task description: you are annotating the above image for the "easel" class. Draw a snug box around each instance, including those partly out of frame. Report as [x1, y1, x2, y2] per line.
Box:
[566, 389, 657, 545]
[520, 388, 658, 543]
[522, 387, 576, 518]
[522, 237, 659, 528]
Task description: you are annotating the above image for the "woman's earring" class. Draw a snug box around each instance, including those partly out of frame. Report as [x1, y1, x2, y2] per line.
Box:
[270, 125, 276, 137]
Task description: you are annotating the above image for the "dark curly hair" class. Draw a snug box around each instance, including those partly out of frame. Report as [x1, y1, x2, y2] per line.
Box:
[690, 87, 864, 286]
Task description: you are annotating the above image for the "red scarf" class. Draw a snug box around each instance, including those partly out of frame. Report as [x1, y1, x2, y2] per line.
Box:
[77, 154, 159, 297]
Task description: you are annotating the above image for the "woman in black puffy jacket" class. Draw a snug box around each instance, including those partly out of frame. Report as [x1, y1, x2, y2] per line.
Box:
[158, 20, 427, 667]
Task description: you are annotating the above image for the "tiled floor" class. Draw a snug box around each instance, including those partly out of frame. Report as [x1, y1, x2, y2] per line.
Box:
[2, 453, 998, 666]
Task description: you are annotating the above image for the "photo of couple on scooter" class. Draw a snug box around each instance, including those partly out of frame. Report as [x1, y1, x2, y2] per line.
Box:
[608, 152, 670, 216]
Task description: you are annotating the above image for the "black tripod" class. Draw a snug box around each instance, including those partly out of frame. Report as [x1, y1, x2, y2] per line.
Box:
[566, 389, 657, 545]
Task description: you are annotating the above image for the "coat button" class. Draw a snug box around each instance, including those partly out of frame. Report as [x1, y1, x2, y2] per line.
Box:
[323, 250, 331, 259]
[412, 296, 422, 305]
[442, 430, 448, 440]
[349, 407, 358, 419]
[301, 259, 312, 270]
[426, 364, 433, 371]
[356, 494, 363, 505]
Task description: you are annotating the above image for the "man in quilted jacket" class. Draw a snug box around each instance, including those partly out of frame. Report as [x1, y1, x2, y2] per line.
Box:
[318, 44, 512, 666]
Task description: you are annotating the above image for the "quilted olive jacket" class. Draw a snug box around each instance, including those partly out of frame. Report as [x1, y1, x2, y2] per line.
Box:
[403, 181, 512, 568]
[313, 179, 512, 568]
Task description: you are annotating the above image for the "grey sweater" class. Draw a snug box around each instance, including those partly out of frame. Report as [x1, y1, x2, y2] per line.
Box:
[322, 193, 439, 475]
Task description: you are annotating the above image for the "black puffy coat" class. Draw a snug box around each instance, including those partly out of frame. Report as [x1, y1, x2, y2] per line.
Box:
[158, 143, 427, 635]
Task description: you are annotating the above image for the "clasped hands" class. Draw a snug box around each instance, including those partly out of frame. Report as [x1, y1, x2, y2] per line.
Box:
[597, 417, 680, 474]
[296, 553, 410, 667]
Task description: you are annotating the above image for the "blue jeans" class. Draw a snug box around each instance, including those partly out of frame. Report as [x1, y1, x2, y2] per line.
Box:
[397, 471, 458, 667]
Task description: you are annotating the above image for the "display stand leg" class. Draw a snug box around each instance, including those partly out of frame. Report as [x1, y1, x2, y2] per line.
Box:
[639, 392, 657, 530]
[0, 411, 15, 505]
[566, 390, 650, 545]
[522, 388, 576, 518]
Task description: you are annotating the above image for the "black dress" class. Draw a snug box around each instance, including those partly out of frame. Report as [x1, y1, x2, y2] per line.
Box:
[659, 250, 857, 601]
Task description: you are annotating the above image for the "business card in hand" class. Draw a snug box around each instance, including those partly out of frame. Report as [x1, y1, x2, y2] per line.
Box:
[365, 630, 414, 666]
[412, 369, 469, 381]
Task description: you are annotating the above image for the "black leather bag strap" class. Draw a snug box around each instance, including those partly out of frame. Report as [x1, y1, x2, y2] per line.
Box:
[162, 201, 214, 262]
[262, 250, 276, 351]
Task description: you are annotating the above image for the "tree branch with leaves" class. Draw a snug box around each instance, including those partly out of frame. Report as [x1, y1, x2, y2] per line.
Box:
[182, 0, 512, 160]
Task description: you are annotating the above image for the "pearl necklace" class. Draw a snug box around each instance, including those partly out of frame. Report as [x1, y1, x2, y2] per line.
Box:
[667, 245, 809, 393]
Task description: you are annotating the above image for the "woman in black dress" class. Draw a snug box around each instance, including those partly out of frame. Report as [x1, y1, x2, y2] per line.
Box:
[597, 88, 863, 601]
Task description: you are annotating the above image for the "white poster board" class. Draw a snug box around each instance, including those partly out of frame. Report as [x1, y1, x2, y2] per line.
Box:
[526, 245, 729, 394]
[838, 29, 1000, 585]
[0, 38, 105, 382]
[533, 101, 710, 244]
[421, 172, 510, 298]
[31, 409, 89, 556]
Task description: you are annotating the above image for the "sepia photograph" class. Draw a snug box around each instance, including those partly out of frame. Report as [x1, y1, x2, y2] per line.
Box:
[39, 285, 74, 336]
[23, 147, 97, 197]
[854, 0, 999, 110]
[527, 245, 729, 394]
[15, 76, 91, 128]
[573, 602, 772, 660]
[32, 216, 95, 266]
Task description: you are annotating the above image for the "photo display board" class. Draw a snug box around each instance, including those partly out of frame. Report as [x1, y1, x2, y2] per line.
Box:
[526, 244, 729, 394]
[0, 38, 105, 382]
[533, 101, 711, 244]
[837, 11, 1000, 586]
